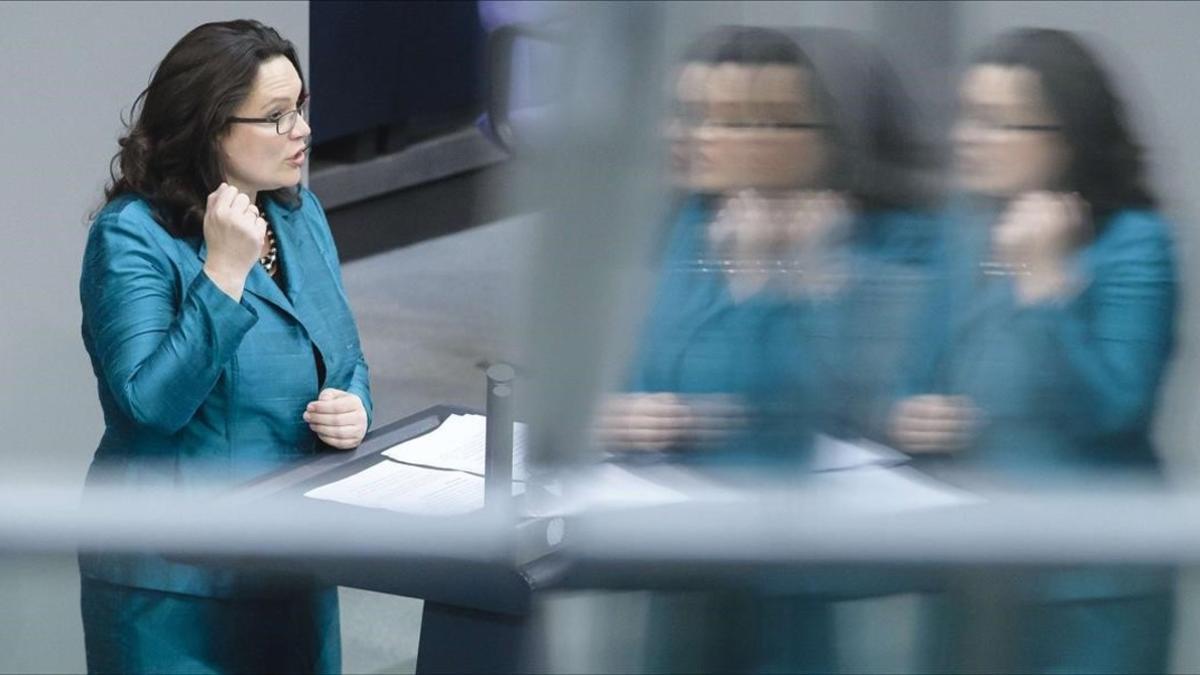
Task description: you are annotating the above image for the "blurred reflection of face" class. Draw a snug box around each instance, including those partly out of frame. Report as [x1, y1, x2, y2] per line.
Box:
[954, 65, 1070, 197]
[670, 62, 828, 192]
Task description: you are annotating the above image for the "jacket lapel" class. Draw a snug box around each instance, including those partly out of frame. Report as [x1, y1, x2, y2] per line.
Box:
[193, 210, 302, 324]
[268, 197, 354, 384]
[243, 262, 302, 323]
[266, 195, 333, 353]
[264, 197, 334, 365]
[267, 198, 307, 298]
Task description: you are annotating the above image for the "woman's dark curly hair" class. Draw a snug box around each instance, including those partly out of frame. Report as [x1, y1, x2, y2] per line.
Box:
[973, 28, 1155, 221]
[102, 19, 306, 237]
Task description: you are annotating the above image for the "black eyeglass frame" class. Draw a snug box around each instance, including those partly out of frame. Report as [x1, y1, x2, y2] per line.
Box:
[671, 116, 829, 131]
[992, 122, 1062, 132]
[956, 112, 1062, 134]
[229, 97, 310, 135]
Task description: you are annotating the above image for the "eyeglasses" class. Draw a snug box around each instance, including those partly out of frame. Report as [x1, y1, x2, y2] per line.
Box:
[670, 116, 827, 131]
[229, 98, 309, 135]
[670, 102, 827, 132]
[957, 111, 1061, 134]
[693, 120, 827, 130]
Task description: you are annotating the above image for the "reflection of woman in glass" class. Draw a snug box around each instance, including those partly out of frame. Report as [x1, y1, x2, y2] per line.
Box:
[595, 26, 847, 473]
[891, 28, 1176, 673]
[592, 26, 843, 673]
[79, 21, 371, 673]
[593, 25, 940, 673]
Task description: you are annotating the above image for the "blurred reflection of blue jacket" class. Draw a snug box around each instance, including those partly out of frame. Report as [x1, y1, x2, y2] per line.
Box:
[628, 196, 946, 470]
[906, 203, 1177, 607]
[907, 203, 1176, 478]
[628, 194, 836, 674]
[79, 188, 373, 598]
[627, 195, 820, 468]
[819, 208, 943, 443]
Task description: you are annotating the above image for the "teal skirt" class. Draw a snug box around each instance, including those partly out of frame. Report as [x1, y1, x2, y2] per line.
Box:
[80, 576, 340, 674]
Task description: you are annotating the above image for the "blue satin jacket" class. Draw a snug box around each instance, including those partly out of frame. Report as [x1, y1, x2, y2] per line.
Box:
[79, 187, 372, 597]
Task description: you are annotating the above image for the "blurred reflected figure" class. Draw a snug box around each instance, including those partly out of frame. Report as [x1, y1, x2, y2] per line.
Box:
[784, 26, 944, 446]
[591, 25, 940, 673]
[595, 26, 840, 470]
[594, 26, 841, 674]
[891, 29, 1176, 673]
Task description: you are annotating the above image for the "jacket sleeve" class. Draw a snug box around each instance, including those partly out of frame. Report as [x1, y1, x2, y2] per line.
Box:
[302, 190, 374, 429]
[81, 206, 258, 435]
[1015, 212, 1177, 443]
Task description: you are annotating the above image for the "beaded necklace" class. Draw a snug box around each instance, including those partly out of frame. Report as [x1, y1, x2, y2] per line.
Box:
[257, 200, 278, 277]
[259, 225, 278, 276]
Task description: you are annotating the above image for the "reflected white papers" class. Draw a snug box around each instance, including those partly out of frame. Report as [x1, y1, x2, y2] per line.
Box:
[809, 465, 983, 513]
[811, 433, 908, 472]
[526, 463, 704, 516]
[302, 414, 976, 518]
[382, 414, 527, 480]
[303, 460, 524, 516]
[807, 435, 979, 512]
[531, 462, 976, 517]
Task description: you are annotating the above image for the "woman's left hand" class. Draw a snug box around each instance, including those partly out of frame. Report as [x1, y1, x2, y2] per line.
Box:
[709, 189, 849, 300]
[994, 191, 1091, 304]
[304, 388, 368, 449]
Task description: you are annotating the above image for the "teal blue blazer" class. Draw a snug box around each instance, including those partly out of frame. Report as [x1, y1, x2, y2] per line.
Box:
[79, 187, 372, 598]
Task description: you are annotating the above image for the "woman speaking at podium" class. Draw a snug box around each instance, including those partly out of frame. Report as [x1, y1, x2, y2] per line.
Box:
[78, 20, 372, 674]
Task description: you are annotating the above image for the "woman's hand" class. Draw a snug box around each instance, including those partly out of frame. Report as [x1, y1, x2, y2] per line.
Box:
[304, 388, 369, 450]
[888, 395, 980, 454]
[202, 183, 267, 301]
[593, 392, 746, 452]
[993, 191, 1091, 304]
[708, 190, 849, 300]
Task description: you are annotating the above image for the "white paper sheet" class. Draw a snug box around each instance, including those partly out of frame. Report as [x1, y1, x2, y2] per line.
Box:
[381, 414, 527, 480]
[303, 460, 523, 516]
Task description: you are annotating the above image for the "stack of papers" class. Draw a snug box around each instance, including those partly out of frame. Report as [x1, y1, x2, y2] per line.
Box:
[304, 420, 979, 517]
[304, 414, 525, 516]
[382, 413, 527, 480]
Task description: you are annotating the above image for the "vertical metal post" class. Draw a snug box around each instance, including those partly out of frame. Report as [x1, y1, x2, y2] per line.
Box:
[485, 363, 515, 508]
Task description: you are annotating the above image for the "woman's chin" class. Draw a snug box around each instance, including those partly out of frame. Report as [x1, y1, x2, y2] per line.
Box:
[266, 172, 303, 191]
